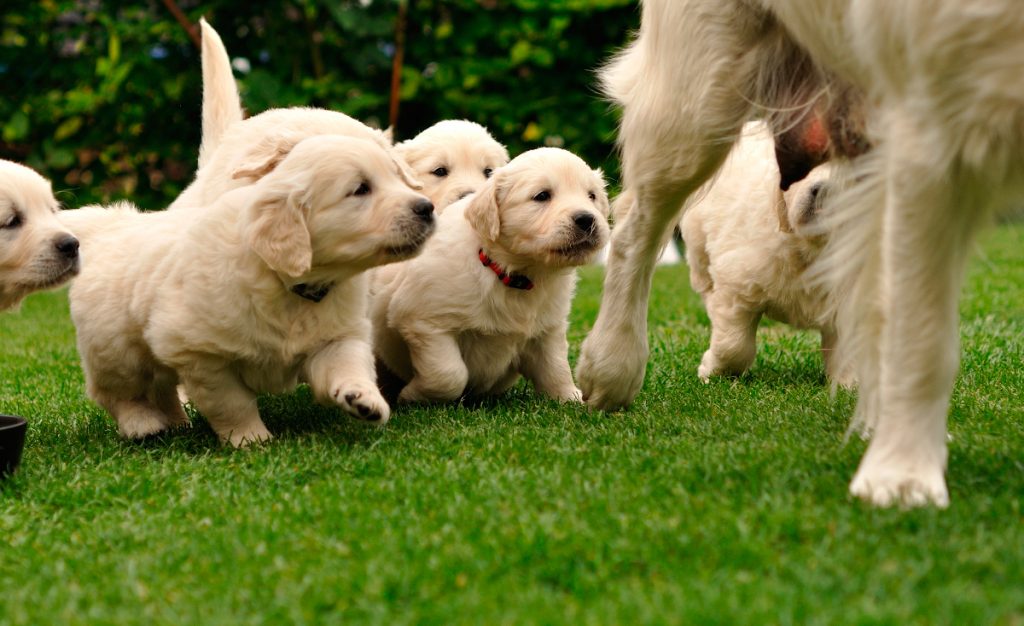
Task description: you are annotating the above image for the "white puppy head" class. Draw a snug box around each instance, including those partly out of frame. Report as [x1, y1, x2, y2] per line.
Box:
[0, 160, 79, 310]
[242, 135, 435, 280]
[396, 120, 509, 211]
[464, 147, 610, 268]
[781, 161, 833, 240]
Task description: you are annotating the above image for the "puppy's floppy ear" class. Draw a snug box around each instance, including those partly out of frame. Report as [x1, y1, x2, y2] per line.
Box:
[465, 174, 501, 241]
[232, 132, 303, 182]
[245, 185, 313, 278]
[392, 154, 424, 190]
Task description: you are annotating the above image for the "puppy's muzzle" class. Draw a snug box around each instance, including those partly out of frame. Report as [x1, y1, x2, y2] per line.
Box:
[411, 199, 434, 223]
[55, 234, 80, 261]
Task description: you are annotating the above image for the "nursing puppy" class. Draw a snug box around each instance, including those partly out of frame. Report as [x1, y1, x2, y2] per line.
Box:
[679, 122, 845, 383]
[63, 136, 434, 446]
[578, 0, 1024, 507]
[371, 148, 609, 404]
[169, 20, 412, 211]
[0, 159, 79, 310]
[395, 120, 509, 211]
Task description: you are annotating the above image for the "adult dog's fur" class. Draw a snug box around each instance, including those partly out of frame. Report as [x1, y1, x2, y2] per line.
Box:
[679, 122, 845, 383]
[371, 148, 609, 404]
[395, 120, 509, 211]
[169, 20, 415, 211]
[577, 0, 1024, 507]
[64, 136, 434, 446]
[0, 159, 79, 310]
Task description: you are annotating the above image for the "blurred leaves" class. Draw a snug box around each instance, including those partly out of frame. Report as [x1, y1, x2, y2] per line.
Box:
[1, 0, 638, 208]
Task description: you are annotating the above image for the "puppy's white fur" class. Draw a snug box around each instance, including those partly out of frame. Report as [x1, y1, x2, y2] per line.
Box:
[0, 159, 79, 310]
[679, 122, 845, 383]
[170, 20, 415, 211]
[63, 136, 434, 446]
[371, 148, 609, 404]
[577, 0, 1024, 507]
[395, 120, 509, 211]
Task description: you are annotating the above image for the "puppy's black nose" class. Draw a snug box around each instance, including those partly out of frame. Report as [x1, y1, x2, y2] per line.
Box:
[572, 212, 595, 233]
[55, 235, 80, 260]
[412, 199, 434, 221]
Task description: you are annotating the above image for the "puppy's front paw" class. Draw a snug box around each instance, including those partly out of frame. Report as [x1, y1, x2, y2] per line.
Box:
[224, 423, 274, 448]
[333, 382, 391, 424]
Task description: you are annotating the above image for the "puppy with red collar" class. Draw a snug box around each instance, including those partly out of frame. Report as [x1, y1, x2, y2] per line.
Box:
[370, 148, 610, 404]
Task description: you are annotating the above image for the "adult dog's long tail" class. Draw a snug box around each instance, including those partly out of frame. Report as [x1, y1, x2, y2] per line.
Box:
[198, 18, 243, 170]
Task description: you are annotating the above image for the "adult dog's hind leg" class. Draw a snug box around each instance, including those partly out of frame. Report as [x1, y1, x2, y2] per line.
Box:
[848, 116, 982, 508]
[577, 10, 764, 410]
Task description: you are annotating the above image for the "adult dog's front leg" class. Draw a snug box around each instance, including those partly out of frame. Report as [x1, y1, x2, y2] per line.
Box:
[520, 327, 581, 402]
[305, 337, 390, 424]
[181, 360, 269, 448]
[398, 331, 467, 404]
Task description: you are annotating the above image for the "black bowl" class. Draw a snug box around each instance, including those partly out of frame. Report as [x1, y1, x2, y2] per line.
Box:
[0, 414, 27, 478]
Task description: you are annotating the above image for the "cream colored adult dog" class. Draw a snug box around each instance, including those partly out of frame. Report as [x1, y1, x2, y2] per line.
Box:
[679, 122, 845, 384]
[63, 136, 434, 446]
[0, 159, 79, 310]
[169, 19, 413, 211]
[577, 0, 1024, 507]
[395, 120, 509, 211]
[371, 148, 609, 404]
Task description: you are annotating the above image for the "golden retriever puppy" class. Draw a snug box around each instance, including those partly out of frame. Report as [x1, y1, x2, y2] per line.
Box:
[579, 0, 1024, 507]
[679, 122, 846, 383]
[0, 159, 79, 310]
[169, 20, 414, 211]
[371, 148, 609, 404]
[395, 120, 509, 211]
[62, 136, 435, 446]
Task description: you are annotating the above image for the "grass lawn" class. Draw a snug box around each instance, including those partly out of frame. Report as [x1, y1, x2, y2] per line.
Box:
[1, 225, 1021, 625]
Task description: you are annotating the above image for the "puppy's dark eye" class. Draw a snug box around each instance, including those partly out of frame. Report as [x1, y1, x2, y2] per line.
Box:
[431, 167, 449, 178]
[588, 191, 597, 201]
[1, 211, 23, 230]
[533, 190, 551, 202]
[353, 182, 371, 197]
[483, 168, 493, 178]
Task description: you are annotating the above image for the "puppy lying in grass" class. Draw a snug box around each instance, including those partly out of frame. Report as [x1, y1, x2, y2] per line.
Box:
[170, 19, 416, 211]
[679, 122, 847, 384]
[0, 159, 79, 310]
[62, 136, 434, 446]
[395, 120, 509, 211]
[371, 148, 609, 404]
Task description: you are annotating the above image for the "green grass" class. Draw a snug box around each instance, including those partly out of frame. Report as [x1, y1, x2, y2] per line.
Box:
[1, 225, 1022, 625]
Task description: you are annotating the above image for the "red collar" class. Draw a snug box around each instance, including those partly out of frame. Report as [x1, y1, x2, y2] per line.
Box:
[478, 249, 533, 290]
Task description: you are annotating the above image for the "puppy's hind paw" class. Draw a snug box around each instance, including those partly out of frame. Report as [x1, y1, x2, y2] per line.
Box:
[334, 382, 391, 425]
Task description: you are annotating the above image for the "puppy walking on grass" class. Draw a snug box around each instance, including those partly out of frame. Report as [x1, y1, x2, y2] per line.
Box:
[371, 148, 609, 404]
[62, 136, 434, 446]
[678, 122, 847, 384]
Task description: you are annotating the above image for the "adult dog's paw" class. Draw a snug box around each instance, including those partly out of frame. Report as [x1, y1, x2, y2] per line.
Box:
[849, 451, 949, 508]
[334, 382, 391, 424]
[576, 326, 648, 411]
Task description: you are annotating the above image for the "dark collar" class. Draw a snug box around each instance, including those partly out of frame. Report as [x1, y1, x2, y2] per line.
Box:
[291, 282, 334, 303]
[478, 249, 533, 291]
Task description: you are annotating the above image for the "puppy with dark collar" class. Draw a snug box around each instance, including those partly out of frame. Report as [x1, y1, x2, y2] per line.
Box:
[371, 148, 610, 404]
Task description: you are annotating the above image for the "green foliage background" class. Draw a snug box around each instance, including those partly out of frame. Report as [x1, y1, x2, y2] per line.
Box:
[1, 0, 638, 209]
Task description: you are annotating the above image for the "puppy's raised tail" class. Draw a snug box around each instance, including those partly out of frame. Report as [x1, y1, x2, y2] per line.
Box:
[198, 18, 243, 170]
[58, 202, 140, 243]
